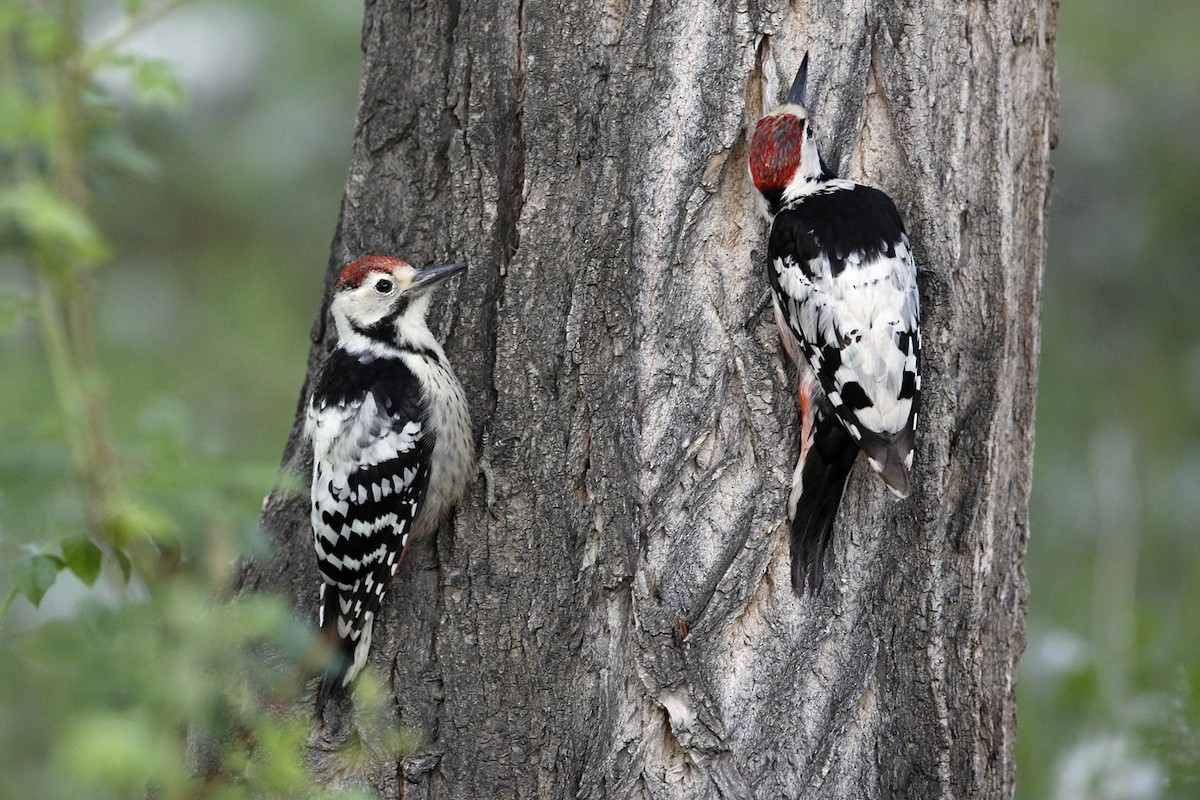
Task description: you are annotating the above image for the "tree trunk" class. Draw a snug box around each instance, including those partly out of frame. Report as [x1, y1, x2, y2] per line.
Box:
[243, 0, 1057, 797]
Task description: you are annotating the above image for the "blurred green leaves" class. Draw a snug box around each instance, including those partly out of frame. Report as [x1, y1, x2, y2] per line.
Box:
[127, 57, 186, 106]
[61, 534, 102, 584]
[0, 577, 350, 800]
[0, 181, 110, 268]
[0, 1, 371, 797]
[1020, 1, 1200, 798]
[103, 53, 188, 109]
[10, 552, 64, 606]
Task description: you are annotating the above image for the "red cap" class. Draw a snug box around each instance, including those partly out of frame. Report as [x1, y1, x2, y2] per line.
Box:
[750, 114, 805, 194]
[334, 256, 410, 290]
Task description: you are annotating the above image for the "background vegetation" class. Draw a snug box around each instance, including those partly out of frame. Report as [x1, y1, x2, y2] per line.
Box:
[1019, 3, 1200, 798]
[0, 1, 367, 795]
[1, 1, 1195, 797]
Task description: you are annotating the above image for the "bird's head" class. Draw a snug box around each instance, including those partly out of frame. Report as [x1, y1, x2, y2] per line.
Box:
[329, 255, 466, 356]
[750, 53, 828, 215]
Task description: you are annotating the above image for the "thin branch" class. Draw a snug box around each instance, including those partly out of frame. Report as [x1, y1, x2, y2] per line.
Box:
[81, 0, 188, 74]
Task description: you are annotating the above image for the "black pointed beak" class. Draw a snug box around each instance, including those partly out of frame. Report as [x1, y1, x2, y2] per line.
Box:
[785, 51, 809, 107]
[412, 261, 467, 294]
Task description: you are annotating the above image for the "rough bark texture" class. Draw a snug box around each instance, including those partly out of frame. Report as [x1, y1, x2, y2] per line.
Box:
[243, 0, 1057, 797]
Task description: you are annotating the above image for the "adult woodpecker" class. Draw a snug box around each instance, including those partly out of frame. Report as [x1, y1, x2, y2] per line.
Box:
[750, 54, 922, 594]
[306, 255, 473, 711]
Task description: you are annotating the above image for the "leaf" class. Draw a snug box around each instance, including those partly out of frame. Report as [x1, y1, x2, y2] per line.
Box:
[12, 553, 65, 607]
[113, 548, 132, 583]
[89, 128, 160, 181]
[22, 14, 67, 62]
[129, 59, 185, 109]
[110, 501, 175, 544]
[0, 182, 108, 268]
[107, 501, 177, 574]
[61, 536, 103, 586]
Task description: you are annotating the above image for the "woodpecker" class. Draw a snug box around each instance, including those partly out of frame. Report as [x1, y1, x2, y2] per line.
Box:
[750, 53, 922, 594]
[306, 255, 473, 711]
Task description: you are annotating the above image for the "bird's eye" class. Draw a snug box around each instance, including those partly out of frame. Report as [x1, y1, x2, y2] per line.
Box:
[375, 279, 394, 294]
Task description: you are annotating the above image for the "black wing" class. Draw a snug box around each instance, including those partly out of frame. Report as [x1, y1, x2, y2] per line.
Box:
[768, 184, 920, 497]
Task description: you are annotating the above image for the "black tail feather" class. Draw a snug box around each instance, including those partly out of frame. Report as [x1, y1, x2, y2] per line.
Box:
[314, 585, 353, 715]
[314, 654, 349, 715]
[790, 413, 858, 595]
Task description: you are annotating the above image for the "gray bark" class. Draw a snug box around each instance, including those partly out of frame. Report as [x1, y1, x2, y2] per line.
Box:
[244, 0, 1057, 797]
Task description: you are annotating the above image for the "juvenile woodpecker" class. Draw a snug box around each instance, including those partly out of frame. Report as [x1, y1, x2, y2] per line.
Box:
[306, 255, 473, 711]
[750, 54, 922, 594]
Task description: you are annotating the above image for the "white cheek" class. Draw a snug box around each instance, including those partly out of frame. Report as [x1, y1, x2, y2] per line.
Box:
[349, 291, 392, 325]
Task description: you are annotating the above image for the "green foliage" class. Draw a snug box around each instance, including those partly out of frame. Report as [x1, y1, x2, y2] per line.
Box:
[106, 53, 187, 109]
[10, 552, 65, 606]
[1019, 2, 1200, 798]
[0, 577, 364, 800]
[61, 534, 102, 584]
[0, 181, 109, 267]
[0, 0, 372, 797]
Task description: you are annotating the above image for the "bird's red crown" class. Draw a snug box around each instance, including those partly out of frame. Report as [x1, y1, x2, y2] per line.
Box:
[335, 255, 411, 290]
[750, 114, 806, 193]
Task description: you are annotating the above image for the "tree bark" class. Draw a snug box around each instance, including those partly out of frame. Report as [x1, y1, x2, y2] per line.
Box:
[243, 0, 1057, 797]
